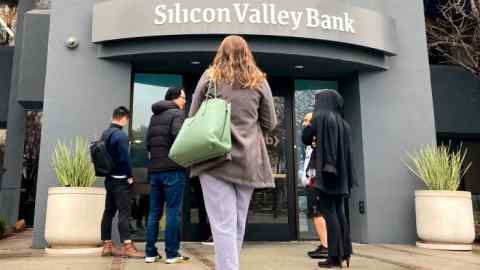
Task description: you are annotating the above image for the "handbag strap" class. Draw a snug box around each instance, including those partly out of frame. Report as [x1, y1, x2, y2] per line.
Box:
[205, 77, 218, 100]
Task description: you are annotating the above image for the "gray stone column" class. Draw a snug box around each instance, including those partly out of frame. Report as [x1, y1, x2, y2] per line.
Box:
[32, 0, 131, 248]
[0, 0, 36, 227]
[355, 0, 436, 243]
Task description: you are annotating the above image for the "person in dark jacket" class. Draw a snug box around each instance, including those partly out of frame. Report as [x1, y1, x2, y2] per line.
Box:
[144, 87, 190, 264]
[302, 89, 357, 268]
[100, 106, 144, 258]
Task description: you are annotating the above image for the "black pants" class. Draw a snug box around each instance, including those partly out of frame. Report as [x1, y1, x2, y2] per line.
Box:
[132, 195, 149, 226]
[101, 178, 132, 242]
[306, 187, 322, 218]
[316, 190, 352, 259]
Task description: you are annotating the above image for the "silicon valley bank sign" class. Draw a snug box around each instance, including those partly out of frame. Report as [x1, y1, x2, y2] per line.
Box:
[154, 3, 356, 33]
[92, 0, 397, 55]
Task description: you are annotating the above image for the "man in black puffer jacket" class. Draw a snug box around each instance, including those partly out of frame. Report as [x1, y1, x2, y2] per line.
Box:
[144, 87, 190, 264]
[146, 94, 185, 173]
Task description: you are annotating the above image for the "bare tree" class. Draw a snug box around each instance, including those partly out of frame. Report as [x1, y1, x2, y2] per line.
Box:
[426, 0, 480, 77]
[0, 4, 16, 45]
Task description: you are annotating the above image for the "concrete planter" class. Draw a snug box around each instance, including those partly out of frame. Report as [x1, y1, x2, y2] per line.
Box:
[415, 190, 475, 250]
[44, 187, 106, 254]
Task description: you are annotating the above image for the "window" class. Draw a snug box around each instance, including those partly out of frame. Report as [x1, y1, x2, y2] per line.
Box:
[130, 73, 182, 168]
[128, 73, 182, 238]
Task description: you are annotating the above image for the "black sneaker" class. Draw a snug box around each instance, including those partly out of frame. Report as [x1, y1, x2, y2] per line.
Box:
[307, 245, 328, 259]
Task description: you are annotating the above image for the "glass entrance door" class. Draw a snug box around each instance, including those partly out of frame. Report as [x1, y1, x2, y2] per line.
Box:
[181, 76, 297, 241]
[293, 79, 338, 240]
[129, 73, 338, 241]
[129, 73, 183, 240]
[244, 77, 296, 241]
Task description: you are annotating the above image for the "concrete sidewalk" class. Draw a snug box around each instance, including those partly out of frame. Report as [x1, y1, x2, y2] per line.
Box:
[1, 230, 479, 270]
[186, 242, 480, 270]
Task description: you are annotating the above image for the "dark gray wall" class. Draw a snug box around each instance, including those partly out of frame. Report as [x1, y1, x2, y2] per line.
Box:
[0, 47, 13, 127]
[0, 0, 36, 227]
[32, 0, 131, 248]
[354, 1, 436, 243]
[431, 65, 480, 135]
[342, 74, 368, 243]
[0, 47, 12, 190]
[430, 65, 480, 198]
[16, 10, 50, 109]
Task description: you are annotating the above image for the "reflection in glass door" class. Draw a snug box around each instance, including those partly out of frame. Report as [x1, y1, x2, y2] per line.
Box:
[183, 76, 295, 241]
[245, 78, 295, 241]
[246, 96, 289, 239]
[127, 75, 341, 241]
[294, 79, 338, 240]
[129, 73, 183, 240]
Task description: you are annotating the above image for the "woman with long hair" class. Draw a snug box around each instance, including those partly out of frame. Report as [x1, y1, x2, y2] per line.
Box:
[189, 35, 277, 270]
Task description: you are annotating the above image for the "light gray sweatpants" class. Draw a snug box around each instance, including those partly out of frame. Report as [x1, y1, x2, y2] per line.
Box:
[199, 174, 255, 270]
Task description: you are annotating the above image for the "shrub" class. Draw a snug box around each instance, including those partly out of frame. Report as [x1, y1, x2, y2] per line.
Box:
[52, 137, 96, 187]
[406, 143, 471, 191]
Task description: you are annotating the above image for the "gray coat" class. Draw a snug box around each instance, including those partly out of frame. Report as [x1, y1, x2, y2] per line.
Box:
[188, 70, 277, 188]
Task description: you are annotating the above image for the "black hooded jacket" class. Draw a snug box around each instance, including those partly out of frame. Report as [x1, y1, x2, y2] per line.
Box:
[146, 100, 186, 172]
[302, 90, 357, 196]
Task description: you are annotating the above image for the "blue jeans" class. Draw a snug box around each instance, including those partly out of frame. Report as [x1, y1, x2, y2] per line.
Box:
[145, 170, 186, 259]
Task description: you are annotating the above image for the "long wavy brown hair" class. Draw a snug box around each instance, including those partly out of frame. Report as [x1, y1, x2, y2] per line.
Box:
[208, 35, 266, 89]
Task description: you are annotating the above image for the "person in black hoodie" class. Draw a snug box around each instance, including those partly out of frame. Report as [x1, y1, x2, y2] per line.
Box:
[302, 89, 357, 268]
[144, 87, 190, 264]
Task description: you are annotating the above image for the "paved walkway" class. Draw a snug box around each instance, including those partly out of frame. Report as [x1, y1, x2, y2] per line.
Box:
[1, 230, 479, 269]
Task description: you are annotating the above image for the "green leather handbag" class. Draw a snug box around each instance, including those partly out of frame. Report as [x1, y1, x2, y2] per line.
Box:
[168, 80, 232, 167]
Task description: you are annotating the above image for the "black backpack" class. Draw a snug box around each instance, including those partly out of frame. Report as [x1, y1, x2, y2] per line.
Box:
[90, 128, 117, 177]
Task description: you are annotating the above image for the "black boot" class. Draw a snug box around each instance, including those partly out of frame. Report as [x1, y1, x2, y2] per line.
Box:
[318, 257, 342, 268]
[343, 256, 351, 268]
[307, 245, 328, 259]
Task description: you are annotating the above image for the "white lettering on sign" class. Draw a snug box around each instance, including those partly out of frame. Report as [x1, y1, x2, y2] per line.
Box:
[154, 3, 356, 33]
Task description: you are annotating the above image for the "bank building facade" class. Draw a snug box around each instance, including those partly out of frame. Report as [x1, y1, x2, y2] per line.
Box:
[1, 0, 478, 248]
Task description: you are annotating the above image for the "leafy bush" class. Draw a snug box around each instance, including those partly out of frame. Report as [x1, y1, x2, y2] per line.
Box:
[406, 143, 471, 191]
[52, 137, 96, 187]
[0, 217, 6, 239]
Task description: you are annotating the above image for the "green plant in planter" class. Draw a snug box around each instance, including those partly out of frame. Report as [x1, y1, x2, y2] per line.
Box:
[406, 143, 471, 191]
[52, 137, 96, 187]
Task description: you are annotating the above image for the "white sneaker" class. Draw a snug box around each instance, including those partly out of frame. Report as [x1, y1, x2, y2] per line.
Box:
[165, 255, 190, 264]
[145, 255, 161, 263]
[201, 236, 214, 246]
